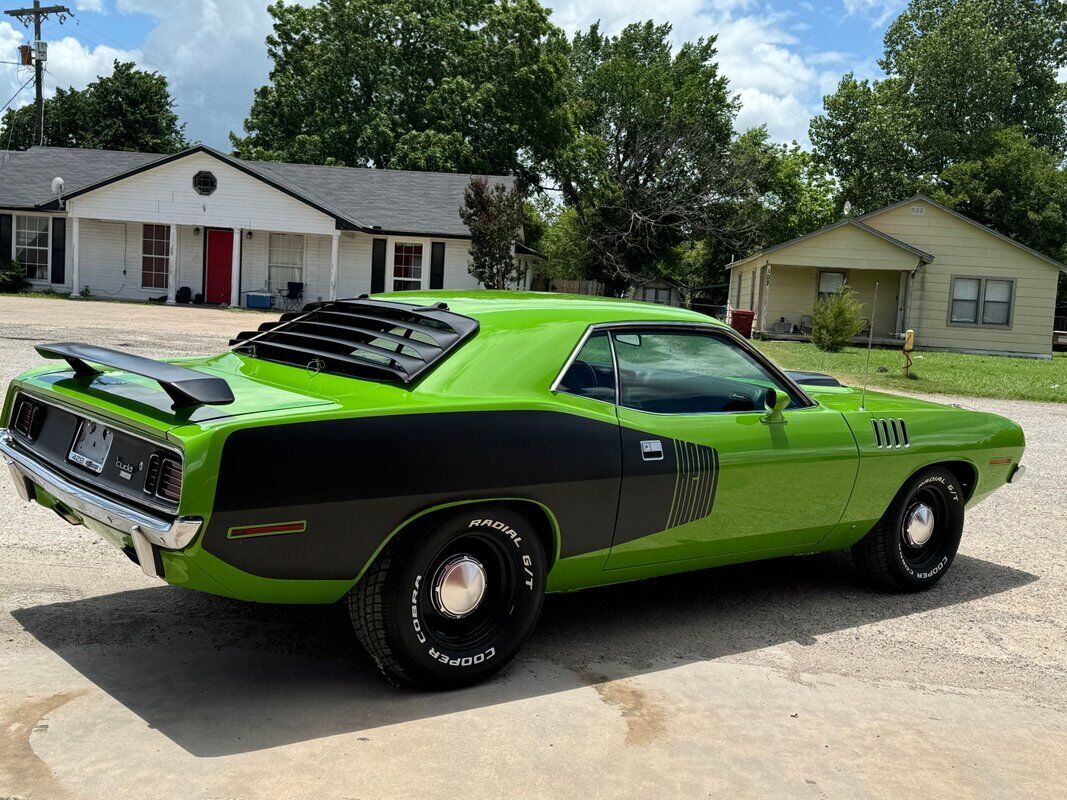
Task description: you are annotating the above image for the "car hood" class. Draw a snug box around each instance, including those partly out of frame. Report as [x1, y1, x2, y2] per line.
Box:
[805, 384, 959, 414]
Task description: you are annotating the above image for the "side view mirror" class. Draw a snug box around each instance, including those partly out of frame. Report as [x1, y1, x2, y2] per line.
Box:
[761, 387, 790, 424]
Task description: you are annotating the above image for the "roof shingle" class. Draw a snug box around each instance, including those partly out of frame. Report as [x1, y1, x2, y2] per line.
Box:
[0, 145, 514, 238]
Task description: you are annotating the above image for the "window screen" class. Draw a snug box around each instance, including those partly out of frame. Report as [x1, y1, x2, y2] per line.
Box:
[982, 280, 1012, 325]
[15, 216, 49, 281]
[818, 271, 846, 299]
[393, 243, 423, 291]
[268, 233, 305, 293]
[141, 224, 170, 289]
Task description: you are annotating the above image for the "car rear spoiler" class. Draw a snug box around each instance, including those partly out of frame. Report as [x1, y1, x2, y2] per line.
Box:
[35, 342, 235, 409]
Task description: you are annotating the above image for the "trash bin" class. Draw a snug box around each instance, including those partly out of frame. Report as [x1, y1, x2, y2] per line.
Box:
[729, 309, 755, 339]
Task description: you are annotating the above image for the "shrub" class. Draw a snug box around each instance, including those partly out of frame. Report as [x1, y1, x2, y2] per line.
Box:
[811, 286, 865, 352]
[0, 259, 27, 294]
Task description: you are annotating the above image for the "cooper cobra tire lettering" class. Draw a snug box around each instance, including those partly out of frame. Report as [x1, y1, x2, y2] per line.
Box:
[349, 504, 546, 688]
[851, 465, 964, 593]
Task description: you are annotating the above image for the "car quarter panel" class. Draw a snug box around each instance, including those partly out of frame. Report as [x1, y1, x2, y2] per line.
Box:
[195, 408, 623, 582]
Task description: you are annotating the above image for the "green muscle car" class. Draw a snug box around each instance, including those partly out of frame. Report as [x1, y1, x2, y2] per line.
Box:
[1, 292, 1025, 689]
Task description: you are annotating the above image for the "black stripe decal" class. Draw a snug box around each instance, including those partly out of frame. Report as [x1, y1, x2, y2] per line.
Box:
[665, 439, 718, 530]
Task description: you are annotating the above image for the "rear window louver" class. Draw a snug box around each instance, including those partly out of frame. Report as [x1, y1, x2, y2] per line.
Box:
[872, 418, 910, 448]
[229, 298, 479, 384]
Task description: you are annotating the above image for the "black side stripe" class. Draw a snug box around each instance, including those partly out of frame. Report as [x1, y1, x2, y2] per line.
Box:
[665, 440, 719, 530]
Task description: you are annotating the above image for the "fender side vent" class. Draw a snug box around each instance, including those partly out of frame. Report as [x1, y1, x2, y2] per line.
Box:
[872, 418, 909, 448]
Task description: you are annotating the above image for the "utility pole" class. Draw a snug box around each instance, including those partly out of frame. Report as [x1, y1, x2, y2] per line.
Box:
[4, 2, 71, 146]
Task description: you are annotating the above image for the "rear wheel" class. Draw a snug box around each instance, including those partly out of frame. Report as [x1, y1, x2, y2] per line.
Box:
[851, 466, 965, 592]
[348, 505, 546, 689]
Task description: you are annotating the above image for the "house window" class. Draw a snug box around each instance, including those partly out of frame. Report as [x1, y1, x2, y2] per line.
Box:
[393, 242, 423, 291]
[268, 233, 305, 293]
[141, 224, 171, 290]
[14, 215, 50, 281]
[817, 270, 846, 300]
[193, 171, 217, 196]
[950, 276, 1014, 326]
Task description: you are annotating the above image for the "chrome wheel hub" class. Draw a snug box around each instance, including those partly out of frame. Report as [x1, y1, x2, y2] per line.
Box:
[904, 503, 935, 547]
[431, 555, 487, 619]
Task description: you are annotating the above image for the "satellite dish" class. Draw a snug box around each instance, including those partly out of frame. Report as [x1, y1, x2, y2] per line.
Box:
[51, 176, 65, 195]
[843, 200, 853, 216]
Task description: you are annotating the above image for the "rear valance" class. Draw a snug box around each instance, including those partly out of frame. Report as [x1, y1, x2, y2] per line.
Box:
[35, 343, 235, 409]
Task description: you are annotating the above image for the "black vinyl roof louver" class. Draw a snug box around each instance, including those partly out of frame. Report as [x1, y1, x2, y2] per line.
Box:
[228, 299, 479, 384]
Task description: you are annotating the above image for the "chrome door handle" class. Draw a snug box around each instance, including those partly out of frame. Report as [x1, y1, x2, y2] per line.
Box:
[640, 440, 664, 461]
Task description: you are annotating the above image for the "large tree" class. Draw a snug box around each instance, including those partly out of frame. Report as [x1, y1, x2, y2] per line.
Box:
[232, 0, 573, 183]
[0, 61, 187, 153]
[549, 21, 739, 290]
[810, 0, 1067, 297]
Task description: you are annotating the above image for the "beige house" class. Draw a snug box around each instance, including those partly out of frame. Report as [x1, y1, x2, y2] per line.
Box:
[727, 195, 1066, 359]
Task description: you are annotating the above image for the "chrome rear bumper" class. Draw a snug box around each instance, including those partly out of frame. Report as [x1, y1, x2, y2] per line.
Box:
[0, 428, 201, 576]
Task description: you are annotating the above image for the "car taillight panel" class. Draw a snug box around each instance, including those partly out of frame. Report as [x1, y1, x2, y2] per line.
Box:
[12, 397, 45, 442]
[143, 452, 182, 504]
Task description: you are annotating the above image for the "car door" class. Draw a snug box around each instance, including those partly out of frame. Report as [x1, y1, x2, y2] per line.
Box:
[603, 325, 859, 570]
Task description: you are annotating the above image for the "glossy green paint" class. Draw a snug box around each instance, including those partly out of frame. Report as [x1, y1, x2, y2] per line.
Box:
[607, 403, 859, 568]
[2, 291, 1024, 604]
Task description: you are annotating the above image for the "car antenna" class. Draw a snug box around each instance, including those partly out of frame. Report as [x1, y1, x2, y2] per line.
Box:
[859, 281, 878, 412]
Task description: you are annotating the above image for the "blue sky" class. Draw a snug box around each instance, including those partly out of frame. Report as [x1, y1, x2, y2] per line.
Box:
[0, 0, 907, 151]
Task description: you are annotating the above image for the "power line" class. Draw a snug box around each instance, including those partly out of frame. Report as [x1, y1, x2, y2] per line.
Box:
[0, 74, 34, 115]
[3, 2, 71, 145]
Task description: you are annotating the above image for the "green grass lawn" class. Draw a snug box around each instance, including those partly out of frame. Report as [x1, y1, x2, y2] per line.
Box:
[755, 340, 1067, 403]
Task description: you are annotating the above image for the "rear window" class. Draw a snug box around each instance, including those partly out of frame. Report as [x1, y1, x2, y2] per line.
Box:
[229, 299, 479, 384]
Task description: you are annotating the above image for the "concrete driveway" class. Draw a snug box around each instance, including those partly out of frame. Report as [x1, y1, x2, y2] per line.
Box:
[1, 296, 1064, 799]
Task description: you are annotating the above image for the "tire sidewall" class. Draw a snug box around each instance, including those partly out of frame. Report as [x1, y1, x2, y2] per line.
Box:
[887, 468, 964, 589]
[391, 506, 546, 686]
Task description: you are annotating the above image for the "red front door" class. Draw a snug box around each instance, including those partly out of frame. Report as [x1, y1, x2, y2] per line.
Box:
[205, 229, 234, 304]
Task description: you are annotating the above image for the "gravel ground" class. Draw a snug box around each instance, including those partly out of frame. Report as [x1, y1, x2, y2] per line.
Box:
[0, 296, 1064, 799]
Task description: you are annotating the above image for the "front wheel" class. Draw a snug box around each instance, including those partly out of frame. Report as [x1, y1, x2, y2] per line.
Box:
[851, 466, 965, 592]
[348, 505, 546, 689]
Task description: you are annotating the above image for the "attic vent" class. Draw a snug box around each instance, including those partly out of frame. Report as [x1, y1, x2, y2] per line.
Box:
[872, 418, 910, 448]
[909, 206, 925, 216]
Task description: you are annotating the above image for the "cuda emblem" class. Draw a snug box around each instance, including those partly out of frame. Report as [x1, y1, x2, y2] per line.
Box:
[114, 456, 140, 480]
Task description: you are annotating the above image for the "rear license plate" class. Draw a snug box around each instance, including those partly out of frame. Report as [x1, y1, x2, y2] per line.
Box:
[68, 419, 114, 474]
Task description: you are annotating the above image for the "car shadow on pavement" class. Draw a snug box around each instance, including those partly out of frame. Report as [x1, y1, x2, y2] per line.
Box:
[11, 550, 1036, 757]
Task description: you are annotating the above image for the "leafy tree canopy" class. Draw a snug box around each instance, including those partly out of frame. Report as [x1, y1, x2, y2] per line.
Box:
[0, 61, 187, 153]
[232, 0, 573, 183]
[810, 0, 1067, 300]
[549, 20, 738, 289]
[811, 0, 1067, 212]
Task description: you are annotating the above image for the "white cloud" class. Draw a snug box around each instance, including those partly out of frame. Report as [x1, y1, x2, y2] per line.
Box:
[549, 1, 852, 145]
[1, 21, 137, 130]
[44, 37, 139, 90]
[76, 1, 105, 12]
[842, 0, 906, 27]
[111, 0, 318, 148]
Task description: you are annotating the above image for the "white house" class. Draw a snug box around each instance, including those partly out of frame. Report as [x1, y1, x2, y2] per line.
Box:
[0, 145, 539, 306]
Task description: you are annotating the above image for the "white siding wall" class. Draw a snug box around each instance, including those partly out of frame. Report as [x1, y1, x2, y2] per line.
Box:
[176, 225, 202, 295]
[69, 152, 337, 235]
[336, 233, 373, 297]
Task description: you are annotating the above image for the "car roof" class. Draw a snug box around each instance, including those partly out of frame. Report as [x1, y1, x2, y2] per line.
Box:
[377, 290, 723, 329]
